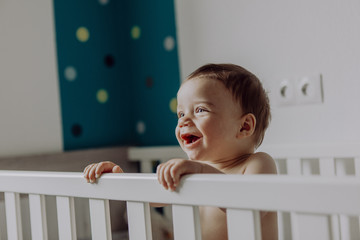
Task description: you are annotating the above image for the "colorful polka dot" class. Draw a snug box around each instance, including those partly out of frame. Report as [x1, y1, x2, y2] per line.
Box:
[136, 121, 146, 134]
[169, 97, 177, 113]
[64, 66, 77, 81]
[146, 77, 154, 88]
[56, 2, 180, 149]
[96, 89, 109, 103]
[71, 124, 82, 137]
[104, 54, 115, 67]
[164, 36, 175, 51]
[131, 26, 141, 40]
[76, 27, 90, 42]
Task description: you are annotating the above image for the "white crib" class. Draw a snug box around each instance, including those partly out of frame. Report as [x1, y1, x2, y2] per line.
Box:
[0, 144, 360, 240]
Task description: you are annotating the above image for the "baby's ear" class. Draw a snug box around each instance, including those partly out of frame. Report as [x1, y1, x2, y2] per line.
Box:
[237, 113, 256, 138]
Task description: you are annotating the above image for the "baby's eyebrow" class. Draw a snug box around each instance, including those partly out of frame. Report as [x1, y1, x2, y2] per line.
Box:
[193, 101, 215, 106]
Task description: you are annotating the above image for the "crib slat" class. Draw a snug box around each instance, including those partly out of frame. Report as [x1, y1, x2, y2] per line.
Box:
[293, 213, 333, 240]
[356, 157, 360, 240]
[290, 213, 301, 240]
[286, 158, 302, 175]
[89, 199, 112, 240]
[334, 158, 360, 239]
[227, 209, 261, 240]
[126, 201, 152, 240]
[4, 192, 23, 240]
[338, 215, 360, 240]
[29, 194, 48, 240]
[354, 157, 360, 176]
[140, 161, 153, 173]
[319, 157, 335, 176]
[0, 197, 6, 240]
[56, 196, 77, 240]
[287, 158, 302, 240]
[172, 205, 201, 240]
[319, 157, 340, 240]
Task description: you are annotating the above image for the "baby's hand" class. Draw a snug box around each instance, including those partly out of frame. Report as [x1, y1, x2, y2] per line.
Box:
[156, 159, 203, 191]
[83, 161, 123, 183]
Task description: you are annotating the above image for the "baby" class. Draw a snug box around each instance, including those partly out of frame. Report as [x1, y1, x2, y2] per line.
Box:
[84, 63, 278, 240]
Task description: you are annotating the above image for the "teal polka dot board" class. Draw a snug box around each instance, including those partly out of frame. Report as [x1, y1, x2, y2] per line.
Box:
[54, 0, 180, 150]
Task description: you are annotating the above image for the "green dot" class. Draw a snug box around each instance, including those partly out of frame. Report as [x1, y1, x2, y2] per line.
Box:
[97, 89, 109, 103]
[76, 27, 90, 42]
[131, 26, 141, 40]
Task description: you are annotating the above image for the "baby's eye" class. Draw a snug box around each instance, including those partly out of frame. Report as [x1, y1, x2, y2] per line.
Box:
[177, 112, 185, 118]
[196, 107, 207, 113]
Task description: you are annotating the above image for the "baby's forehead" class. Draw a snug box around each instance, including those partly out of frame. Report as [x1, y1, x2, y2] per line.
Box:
[178, 77, 241, 104]
[178, 76, 224, 92]
[180, 77, 244, 108]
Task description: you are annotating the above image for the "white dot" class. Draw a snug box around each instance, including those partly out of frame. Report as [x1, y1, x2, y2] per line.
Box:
[64, 66, 77, 81]
[98, 0, 109, 5]
[136, 121, 146, 135]
[164, 36, 175, 51]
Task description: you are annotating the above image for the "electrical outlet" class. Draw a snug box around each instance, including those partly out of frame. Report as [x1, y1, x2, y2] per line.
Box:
[274, 79, 296, 106]
[296, 74, 324, 104]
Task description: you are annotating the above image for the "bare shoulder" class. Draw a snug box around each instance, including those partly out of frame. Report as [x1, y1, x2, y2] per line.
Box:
[243, 152, 278, 175]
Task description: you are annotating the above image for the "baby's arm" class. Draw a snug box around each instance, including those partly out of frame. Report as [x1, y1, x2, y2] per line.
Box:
[156, 159, 223, 191]
[83, 161, 123, 183]
[243, 152, 278, 239]
[243, 152, 277, 218]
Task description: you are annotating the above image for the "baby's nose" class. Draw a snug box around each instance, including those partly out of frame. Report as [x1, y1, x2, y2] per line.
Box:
[178, 116, 191, 128]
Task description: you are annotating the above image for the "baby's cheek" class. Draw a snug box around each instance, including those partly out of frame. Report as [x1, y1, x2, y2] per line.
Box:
[175, 127, 181, 143]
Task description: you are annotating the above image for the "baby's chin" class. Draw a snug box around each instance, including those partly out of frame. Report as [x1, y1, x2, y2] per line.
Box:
[180, 145, 207, 161]
[185, 152, 206, 161]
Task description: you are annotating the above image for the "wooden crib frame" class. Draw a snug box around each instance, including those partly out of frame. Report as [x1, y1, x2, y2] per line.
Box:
[1, 143, 360, 240]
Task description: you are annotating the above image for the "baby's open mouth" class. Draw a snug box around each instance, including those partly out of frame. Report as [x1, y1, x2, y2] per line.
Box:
[181, 134, 201, 144]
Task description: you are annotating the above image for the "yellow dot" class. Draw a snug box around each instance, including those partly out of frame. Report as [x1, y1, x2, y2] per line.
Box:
[76, 27, 90, 42]
[131, 25, 141, 40]
[169, 98, 177, 113]
[97, 89, 108, 103]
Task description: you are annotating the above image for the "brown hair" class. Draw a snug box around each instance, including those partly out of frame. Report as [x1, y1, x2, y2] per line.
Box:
[187, 63, 271, 148]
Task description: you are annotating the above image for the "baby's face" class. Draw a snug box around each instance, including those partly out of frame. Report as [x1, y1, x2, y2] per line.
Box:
[175, 77, 243, 162]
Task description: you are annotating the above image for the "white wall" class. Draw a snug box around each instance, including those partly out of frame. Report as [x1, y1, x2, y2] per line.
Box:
[0, 0, 63, 157]
[175, 0, 360, 146]
[1, 0, 360, 158]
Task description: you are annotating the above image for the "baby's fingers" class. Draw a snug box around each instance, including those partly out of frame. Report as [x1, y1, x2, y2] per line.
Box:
[94, 162, 109, 178]
[170, 167, 182, 187]
[94, 161, 120, 177]
[157, 163, 177, 191]
[83, 164, 97, 183]
[112, 165, 123, 173]
[83, 164, 95, 181]
[88, 164, 100, 183]
[163, 165, 176, 191]
[156, 164, 167, 189]
[157, 164, 174, 190]
[83, 165, 92, 179]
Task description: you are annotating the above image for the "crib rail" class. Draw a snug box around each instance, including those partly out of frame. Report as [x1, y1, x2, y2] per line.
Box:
[1, 171, 360, 215]
[129, 145, 360, 240]
[1, 171, 360, 240]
